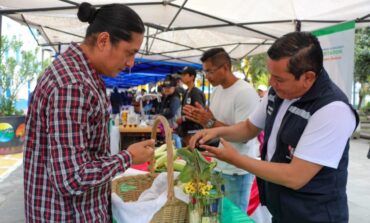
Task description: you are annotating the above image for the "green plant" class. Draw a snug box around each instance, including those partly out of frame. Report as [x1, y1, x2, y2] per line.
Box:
[177, 148, 223, 198]
[362, 101, 370, 114]
[234, 53, 269, 88]
[354, 27, 370, 110]
[0, 36, 43, 116]
[177, 149, 224, 222]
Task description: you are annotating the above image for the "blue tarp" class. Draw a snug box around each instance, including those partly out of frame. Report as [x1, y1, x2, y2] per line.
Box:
[102, 58, 202, 88]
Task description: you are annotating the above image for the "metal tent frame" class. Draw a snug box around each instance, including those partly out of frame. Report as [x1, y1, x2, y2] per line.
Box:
[1, 0, 368, 64]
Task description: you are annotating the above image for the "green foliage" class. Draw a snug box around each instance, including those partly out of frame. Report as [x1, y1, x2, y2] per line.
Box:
[235, 53, 269, 88]
[363, 101, 370, 114]
[247, 53, 269, 83]
[177, 149, 217, 183]
[354, 27, 370, 110]
[354, 27, 370, 83]
[0, 36, 43, 116]
[177, 148, 223, 199]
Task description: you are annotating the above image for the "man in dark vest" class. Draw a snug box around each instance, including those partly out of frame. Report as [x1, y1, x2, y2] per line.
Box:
[190, 32, 359, 223]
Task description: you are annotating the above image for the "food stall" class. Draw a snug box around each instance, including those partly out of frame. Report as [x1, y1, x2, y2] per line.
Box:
[119, 125, 158, 150]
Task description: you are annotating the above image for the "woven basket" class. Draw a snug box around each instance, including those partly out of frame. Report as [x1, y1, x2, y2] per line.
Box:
[112, 115, 188, 223]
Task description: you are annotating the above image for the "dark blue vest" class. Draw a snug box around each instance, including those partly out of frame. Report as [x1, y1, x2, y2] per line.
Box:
[257, 70, 359, 223]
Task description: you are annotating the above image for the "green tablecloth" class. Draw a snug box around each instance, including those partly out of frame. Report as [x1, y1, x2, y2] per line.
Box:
[222, 197, 255, 223]
[113, 197, 254, 223]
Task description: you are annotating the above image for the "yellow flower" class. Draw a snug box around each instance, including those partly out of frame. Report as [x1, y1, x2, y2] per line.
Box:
[189, 187, 196, 194]
[200, 188, 210, 196]
[190, 181, 197, 188]
[184, 182, 197, 194]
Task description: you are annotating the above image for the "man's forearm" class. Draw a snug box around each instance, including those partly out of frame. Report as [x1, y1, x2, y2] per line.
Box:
[217, 119, 259, 142]
[212, 119, 227, 128]
[231, 154, 322, 190]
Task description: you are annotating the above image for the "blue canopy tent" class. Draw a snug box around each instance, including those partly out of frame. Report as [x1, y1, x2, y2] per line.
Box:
[102, 58, 202, 89]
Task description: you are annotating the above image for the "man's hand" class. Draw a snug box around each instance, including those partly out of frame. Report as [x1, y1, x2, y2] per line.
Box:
[183, 102, 213, 127]
[176, 117, 183, 125]
[127, 139, 155, 164]
[189, 128, 219, 149]
[200, 138, 240, 164]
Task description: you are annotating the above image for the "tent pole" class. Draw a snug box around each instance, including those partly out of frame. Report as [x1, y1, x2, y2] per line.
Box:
[44, 26, 83, 38]
[0, 15, 2, 37]
[207, 79, 210, 106]
[59, 0, 79, 6]
[167, 0, 188, 30]
[58, 43, 61, 55]
[145, 26, 149, 53]
[145, 42, 271, 56]
[168, 2, 278, 39]
[172, 20, 291, 31]
[242, 40, 268, 58]
[356, 13, 370, 22]
[228, 43, 241, 55]
[295, 20, 301, 32]
[0, 2, 162, 15]
[21, 14, 40, 46]
[201, 74, 205, 93]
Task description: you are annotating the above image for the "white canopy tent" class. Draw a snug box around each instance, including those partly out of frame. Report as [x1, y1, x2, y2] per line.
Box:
[0, 0, 369, 64]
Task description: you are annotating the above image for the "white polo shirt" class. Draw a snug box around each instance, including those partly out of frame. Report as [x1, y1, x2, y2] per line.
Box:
[249, 94, 356, 168]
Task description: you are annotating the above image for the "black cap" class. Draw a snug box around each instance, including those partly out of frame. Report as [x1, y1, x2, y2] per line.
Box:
[179, 66, 197, 77]
[162, 79, 177, 87]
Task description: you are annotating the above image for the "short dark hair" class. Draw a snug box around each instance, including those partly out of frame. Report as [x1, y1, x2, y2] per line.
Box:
[200, 48, 231, 68]
[180, 66, 197, 81]
[267, 32, 323, 79]
[78, 2, 145, 45]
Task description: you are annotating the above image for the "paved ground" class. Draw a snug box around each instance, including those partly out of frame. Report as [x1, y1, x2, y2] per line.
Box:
[0, 138, 369, 223]
[0, 160, 24, 223]
[0, 153, 23, 183]
[347, 138, 370, 222]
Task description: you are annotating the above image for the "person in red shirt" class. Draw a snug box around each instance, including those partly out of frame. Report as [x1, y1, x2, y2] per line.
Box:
[23, 2, 154, 222]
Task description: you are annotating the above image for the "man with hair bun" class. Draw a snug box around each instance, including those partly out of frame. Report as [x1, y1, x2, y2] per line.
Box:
[23, 2, 154, 222]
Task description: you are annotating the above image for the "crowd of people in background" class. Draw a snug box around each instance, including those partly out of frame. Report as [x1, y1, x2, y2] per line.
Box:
[108, 64, 266, 151]
[109, 87, 135, 114]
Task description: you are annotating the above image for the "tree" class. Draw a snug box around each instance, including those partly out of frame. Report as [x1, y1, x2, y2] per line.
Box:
[247, 53, 269, 87]
[0, 36, 43, 116]
[234, 53, 269, 87]
[354, 27, 370, 110]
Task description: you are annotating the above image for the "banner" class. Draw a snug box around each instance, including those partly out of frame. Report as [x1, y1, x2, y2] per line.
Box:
[312, 21, 356, 101]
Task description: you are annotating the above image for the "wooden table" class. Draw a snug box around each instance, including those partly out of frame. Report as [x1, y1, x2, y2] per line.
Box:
[119, 126, 160, 150]
[119, 126, 153, 133]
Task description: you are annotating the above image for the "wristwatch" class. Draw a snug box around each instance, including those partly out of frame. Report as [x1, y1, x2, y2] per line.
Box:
[206, 118, 216, 128]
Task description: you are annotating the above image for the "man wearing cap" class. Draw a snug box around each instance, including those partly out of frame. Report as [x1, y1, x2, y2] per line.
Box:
[183, 48, 260, 212]
[176, 67, 206, 145]
[158, 77, 182, 148]
[257, 84, 268, 98]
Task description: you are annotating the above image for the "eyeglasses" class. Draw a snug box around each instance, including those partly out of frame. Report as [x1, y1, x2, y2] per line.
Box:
[202, 64, 224, 76]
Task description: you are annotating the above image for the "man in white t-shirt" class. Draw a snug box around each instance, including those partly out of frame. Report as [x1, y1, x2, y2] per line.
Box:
[189, 32, 358, 223]
[183, 48, 259, 212]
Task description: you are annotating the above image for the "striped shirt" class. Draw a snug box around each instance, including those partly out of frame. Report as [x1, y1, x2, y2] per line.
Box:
[24, 43, 132, 222]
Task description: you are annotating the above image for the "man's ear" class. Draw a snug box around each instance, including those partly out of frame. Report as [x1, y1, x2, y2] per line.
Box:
[96, 32, 110, 50]
[303, 71, 316, 87]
